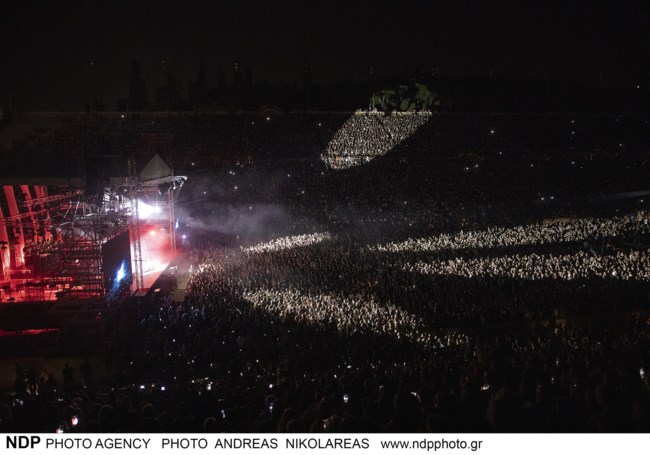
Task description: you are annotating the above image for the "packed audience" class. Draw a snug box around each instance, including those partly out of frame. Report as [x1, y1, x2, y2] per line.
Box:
[374, 214, 650, 254]
[5, 111, 650, 173]
[2, 113, 650, 433]
[242, 232, 332, 253]
[322, 111, 431, 169]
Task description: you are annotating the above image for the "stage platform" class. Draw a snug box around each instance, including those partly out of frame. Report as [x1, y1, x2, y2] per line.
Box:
[0, 248, 177, 305]
[0, 281, 60, 303]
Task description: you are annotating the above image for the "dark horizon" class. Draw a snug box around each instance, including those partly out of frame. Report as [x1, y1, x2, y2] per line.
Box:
[2, 0, 650, 111]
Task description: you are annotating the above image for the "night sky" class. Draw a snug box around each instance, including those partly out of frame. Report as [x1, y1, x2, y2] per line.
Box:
[2, 0, 649, 110]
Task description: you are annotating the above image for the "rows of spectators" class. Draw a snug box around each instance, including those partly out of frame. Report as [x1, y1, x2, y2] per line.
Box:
[374, 214, 650, 253]
[2, 113, 650, 433]
[73, 209, 646, 432]
[5, 112, 650, 172]
[322, 111, 431, 168]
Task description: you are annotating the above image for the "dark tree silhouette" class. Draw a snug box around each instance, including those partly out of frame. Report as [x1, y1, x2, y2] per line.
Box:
[93, 97, 105, 112]
[116, 98, 127, 112]
[156, 72, 185, 110]
[302, 58, 312, 110]
[128, 60, 148, 111]
[243, 67, 252, 92]
[191, 59, 209, 106]
[233, 60, 243, 109]
[216, 64, 226, 89]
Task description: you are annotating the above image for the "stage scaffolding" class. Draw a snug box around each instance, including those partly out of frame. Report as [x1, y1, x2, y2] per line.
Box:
[12, 194, 130, 300]
[1, 170, 186, 300]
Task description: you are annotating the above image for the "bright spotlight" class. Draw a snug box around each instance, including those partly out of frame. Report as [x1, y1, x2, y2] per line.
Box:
[115, 260, 126, 283]
[138, 200, 160, 219]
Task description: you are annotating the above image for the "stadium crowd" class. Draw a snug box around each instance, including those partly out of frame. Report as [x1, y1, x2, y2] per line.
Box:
[18, 209, 638, 433]
[2, 113, 650, 433]
[321, 111, 431, 169]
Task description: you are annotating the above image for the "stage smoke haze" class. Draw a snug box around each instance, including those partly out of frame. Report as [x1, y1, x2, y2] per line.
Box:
[175, 171, 321, 245]
[177, 202, 318, 245]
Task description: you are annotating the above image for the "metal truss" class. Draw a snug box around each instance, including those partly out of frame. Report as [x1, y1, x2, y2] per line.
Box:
[6, 191, 130, 300]
[1, 162, 186, 299]
[110, 170, 187, 289]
